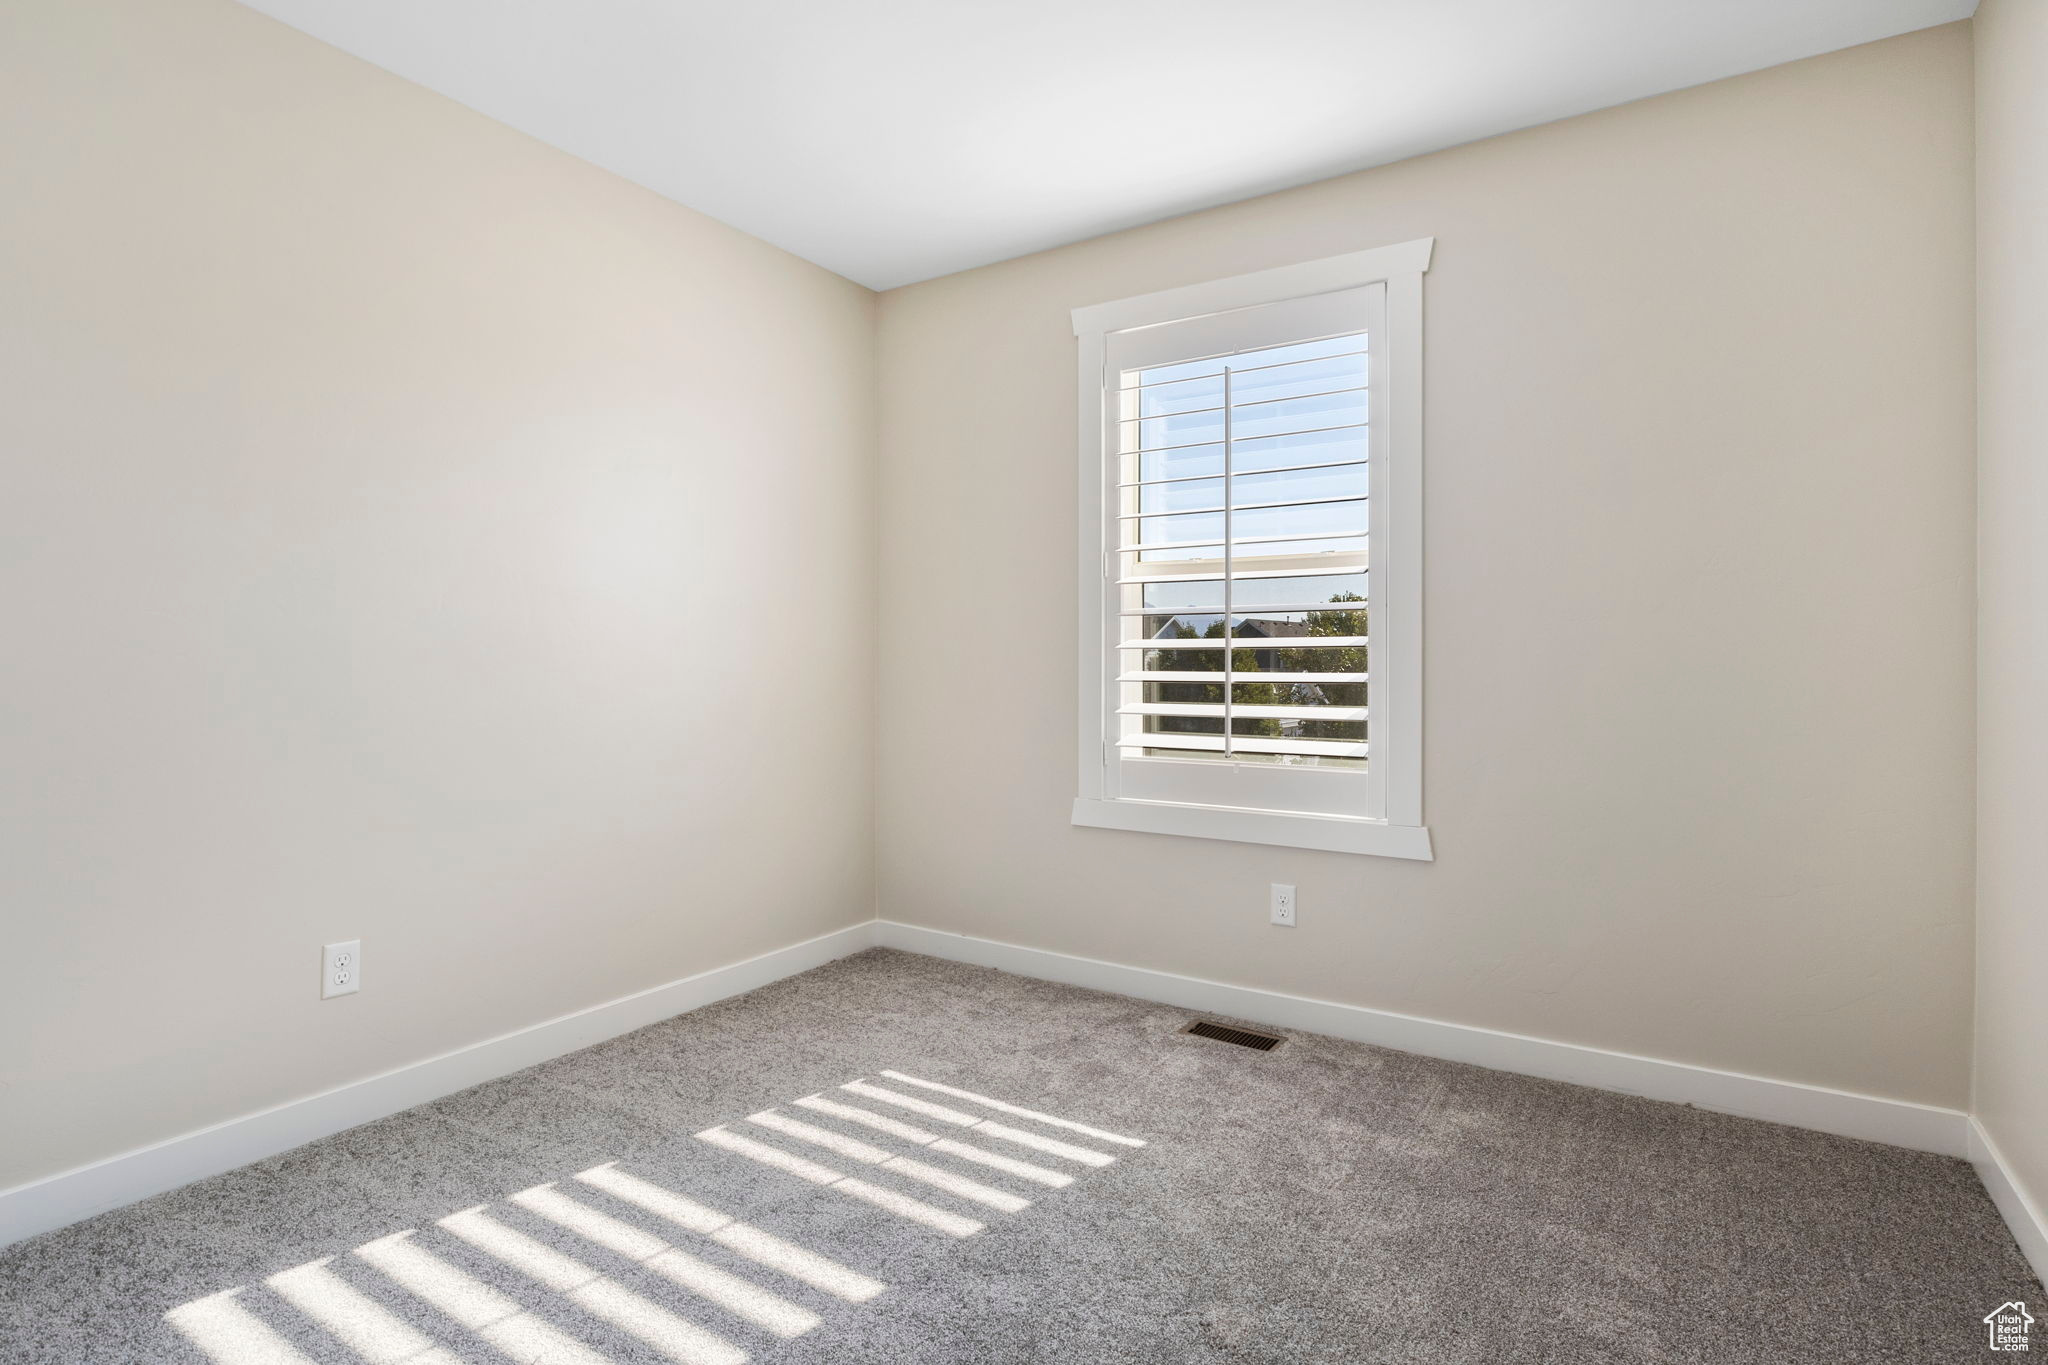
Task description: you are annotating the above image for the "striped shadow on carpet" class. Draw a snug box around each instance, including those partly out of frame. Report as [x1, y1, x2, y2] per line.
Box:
[163, 1069, 1145, 1365]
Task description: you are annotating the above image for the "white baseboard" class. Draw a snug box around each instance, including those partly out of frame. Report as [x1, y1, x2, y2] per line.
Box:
[874, 920, 1970, 1158]
[0, 921, 877, 1250]
[1971, 1118, 2048, 1287]
[3, 916, 2002, 1259]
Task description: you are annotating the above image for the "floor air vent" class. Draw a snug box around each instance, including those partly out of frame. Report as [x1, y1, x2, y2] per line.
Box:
[1182, 1020, 1285, 1051]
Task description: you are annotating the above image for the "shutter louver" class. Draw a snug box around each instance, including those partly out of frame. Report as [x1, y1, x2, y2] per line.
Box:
[1113, 335, 1370, 768]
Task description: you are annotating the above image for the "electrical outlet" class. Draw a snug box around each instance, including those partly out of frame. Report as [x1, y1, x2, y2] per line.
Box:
[322, 940, 361, 999]
[1270, 883, 1297, 927]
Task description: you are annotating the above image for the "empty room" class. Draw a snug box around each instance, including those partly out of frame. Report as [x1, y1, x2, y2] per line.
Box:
[2, 0, 2044, 1359]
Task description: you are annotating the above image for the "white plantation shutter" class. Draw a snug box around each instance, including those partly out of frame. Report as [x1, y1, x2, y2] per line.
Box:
[1107, 288, 1380, 818]
[1072, 242, 1431, 855]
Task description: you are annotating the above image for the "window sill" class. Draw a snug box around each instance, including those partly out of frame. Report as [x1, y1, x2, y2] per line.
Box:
[1070, 797, 1434, 860]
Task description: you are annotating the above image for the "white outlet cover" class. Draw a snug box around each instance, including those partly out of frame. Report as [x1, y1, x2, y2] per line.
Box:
[322, 940, 361, 999]
[1270, 884, 1297, 927]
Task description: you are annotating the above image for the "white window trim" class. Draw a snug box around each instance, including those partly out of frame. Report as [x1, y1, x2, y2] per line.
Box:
[1070, 239, 1434, 860]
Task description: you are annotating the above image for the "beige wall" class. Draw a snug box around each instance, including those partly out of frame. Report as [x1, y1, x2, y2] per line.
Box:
[877, 26, 1977, 1107]
[0, 0, 876, 1190]
[0, 0, 1988, 1204]
[1974, 0, 2048, 1233]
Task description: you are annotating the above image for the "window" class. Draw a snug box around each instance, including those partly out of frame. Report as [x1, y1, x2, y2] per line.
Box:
[1071, 241, 1433, 859]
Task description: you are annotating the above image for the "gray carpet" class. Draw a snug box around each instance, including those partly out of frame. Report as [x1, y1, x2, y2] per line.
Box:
[0, 948, 2035, 1364]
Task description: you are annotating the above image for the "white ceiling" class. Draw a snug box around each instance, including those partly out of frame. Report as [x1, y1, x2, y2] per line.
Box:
[237, 0, 1976, 289]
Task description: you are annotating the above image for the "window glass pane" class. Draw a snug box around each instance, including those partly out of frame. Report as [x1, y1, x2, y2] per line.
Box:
[1229, 351, 1366, 406]
[1228, 715, 1365, 741]
[1132, 409, 1223, 451]
[1231, 605, 1369, 638]
[1230, 535, 1367, 560]
[1230, 389, 1367, 441]
[1221, 334, 1363, 372]
[1130, 333, 1363, 393]
[1230, 571, 1367, 610]
[1142, 679, 1223, 707]
[1229, 639, 1368, 672]
[1136, 612, 1227, 640]
[1137, 571, 1365, 613]
[1130, 349, 1365, 418]
[1135, 509, 1223, 549]
[1130, 609, 1368, 641]
[1232, 463, 1366, 508]
[1228, 500, 1363, 542]
[1139, 443, 1224, 483]
[1131, 644, 1367, 679]
[1230, 680, 1365, 706]
[1138, 476, 1221, 515]
[1141, 579, 1227, 612]
[1143, 714, 1224, 736]
[1139, 644, 1224, 673]
[1130, 336, 1366, 440]
[1135, 354, 1227, 388]
[1136, 372, 1224, 418]
[1230, 426, 1365, 474]
[1137, 544, 1225, 566]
